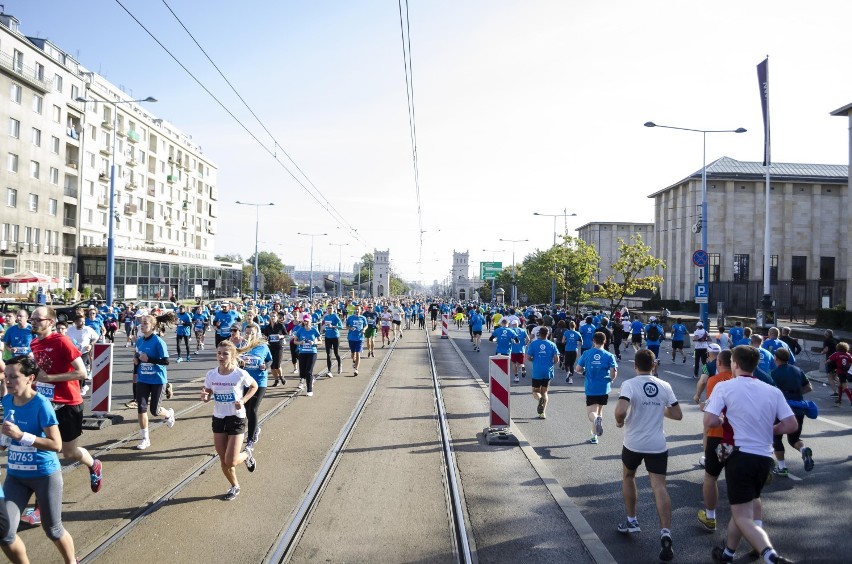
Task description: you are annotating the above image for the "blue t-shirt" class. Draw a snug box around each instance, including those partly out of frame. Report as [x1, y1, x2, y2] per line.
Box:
[1, 394, 60, 478]
[240, 343, 273, 388]
[755, 347, 776, 383]
[564, 330, 582, 352]
[728, 326, 745, 346]
[3, 325, 33, 356]
[346, 315, 367, 342]
[469, 313, 485, 332]
[491, 326, 518, 355]
[644, 324, 664, 346]
[293, 325, 321, 354]
[762, 338, 795, 364]
[509, 328, 526, 354]
[527, 338, 559, 380]
[135, 334, 169, 385]
[322, 314, 343, 339]
[192, 313, 207, 332]
[175, 312, 192, 337]
[577, 347, 618, 396]
[579, 323, 596, 349]
[214, 310, 239, 337]
[85, 317, 104, 335]
[671, 324, 687, 341]
[630, 320, 644, 335]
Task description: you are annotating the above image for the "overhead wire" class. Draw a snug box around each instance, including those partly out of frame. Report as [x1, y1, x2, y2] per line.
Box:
[111, 0, 364, 245]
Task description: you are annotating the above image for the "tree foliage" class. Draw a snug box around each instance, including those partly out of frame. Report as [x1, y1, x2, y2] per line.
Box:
[595, 233, 666, 313]
[549, 234, 600, 314]
[516, 250, 553, 305]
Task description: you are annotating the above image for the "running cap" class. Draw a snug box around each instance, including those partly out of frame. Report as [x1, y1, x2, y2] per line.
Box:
[509, 319, 520, 326]
[302, 314, 311, 321]
[708, 343, 722, 353]
[696, 321, 704, 327]
[649, 316, 657, 321]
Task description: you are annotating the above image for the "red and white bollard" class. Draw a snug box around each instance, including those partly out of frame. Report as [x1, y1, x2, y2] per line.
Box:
[441, 314, 449, 339]
[90, 343, 113, 415]
[484, 355, 518, 445]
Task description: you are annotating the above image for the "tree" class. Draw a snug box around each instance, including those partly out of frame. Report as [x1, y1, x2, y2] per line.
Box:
[516, 250, 553, 304]
[595, 233, 666, 314]
[245, 251, 287, 294]
[550, 235, 600, 314]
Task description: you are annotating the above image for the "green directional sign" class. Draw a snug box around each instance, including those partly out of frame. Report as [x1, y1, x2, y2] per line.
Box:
[480, 261, 502, 281]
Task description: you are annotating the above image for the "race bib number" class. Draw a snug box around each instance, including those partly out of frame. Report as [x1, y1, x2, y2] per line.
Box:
[300, 343, 315, 353]
[242, 355, 262, 370]
[268, 334, 280, 343]
[11, 347, 30, 355]
[214, 392, 236, 403]
[36, 382, 55, 400]
[324, 321, 332, 329]
[139, 362, 156, 376]
[8, 444, 37, 471]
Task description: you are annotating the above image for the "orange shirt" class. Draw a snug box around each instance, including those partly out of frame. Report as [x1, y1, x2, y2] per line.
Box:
[705, 369, 733, 438]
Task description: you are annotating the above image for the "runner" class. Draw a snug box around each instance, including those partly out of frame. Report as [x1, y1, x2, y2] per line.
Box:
[579, 316, 596, 355]
[613, 349, 681, 562]
[563, 320, 582, 384]
[29, 306, 103, 492]
[346, 305, 367, 376]
[697, 349, 733, 531]
[391, 301, 404, 339]
[575, 332, 618, 444]
[770, 348, 815, 476]
[262, 311, 287, 386]
[489, 317, 518, 357]
[508, 319, 527, 383]
[526, 326, 559, 419]
[469, 308, 485, 352]
[293, 314, 321, 396]
[201, 340, 258, 501]
[237, 324, 271, 447]
[692, 321, 711, 378]
[380, 308, 393, 347]
[429, 301, 439, 331]
[0, 356, 77, 563]
[552, 320, 567, 370]
[322, 304, 343, 376]
[362, 304, 378, 359]
[1, 309, 33, 395]
[213, 302, 239, 347]
[122, 305, 135, 348]
[826, 341, 852, 406]
[644, 317, 665, 374]
[174, 304, 192, 363]
[192, 305, 208, 354]
[132, 315, 176, 450]
[669, 318, 688, 362]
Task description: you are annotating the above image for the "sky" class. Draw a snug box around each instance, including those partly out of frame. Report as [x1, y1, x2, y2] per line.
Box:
[7, 0, 852, 285]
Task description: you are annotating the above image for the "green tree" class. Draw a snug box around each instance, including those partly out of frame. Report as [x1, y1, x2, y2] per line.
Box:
[595, 233, 666, 314]
[516, 250, 553, 304]
[549, 235, 600, 314]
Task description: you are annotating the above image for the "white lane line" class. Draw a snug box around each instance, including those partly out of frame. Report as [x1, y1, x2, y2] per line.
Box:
[787, 472, 803, 482]
[816, 416, 852, 430]
[663, 370, 692, 380]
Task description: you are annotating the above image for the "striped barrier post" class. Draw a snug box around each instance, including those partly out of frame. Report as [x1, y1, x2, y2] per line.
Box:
[484, 355, 518, 445]
[441, 314, 449, 339]
[91, 343, 113, 416]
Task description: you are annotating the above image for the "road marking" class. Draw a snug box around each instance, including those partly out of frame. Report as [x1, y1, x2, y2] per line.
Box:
[663, 370, 692, 380]
[816, 416, 852, 430]
[787, 472, 803, 482]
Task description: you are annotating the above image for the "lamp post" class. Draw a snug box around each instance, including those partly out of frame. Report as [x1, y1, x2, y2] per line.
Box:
[235, 201, 274, 300]
[645, 122, 746, 328]
[482, 248, 504, 304]
[534, 210, 577, 309]
[76, 95, 156, 306]
[298, 232, 328, 303]
[499, 238, 528, 306]
[329, 242, 349, 298]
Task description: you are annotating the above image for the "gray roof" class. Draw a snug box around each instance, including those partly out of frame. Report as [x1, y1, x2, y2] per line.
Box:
[830, 102, 852, 116]
[648, 156, 848, 198]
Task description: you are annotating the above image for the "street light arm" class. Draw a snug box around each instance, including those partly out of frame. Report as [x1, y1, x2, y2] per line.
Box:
[644, 122, 747, 134]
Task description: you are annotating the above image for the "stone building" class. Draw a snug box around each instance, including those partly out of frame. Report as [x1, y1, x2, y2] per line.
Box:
[576, 222, 655, 285]
[451, 251, 476, 302]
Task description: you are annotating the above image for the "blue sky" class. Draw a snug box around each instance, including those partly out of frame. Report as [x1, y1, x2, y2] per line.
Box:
[8, 1, 852, 283]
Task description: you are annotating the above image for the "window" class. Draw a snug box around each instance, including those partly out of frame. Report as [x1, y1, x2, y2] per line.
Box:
[733, 254, 750, 282]
[49, 167, 59, 185]
[31, 128, 41, 146]
[708, 253, 720, 282]
[48, 199, 58, 216]
[28, 194, 38, 212]
[99, 212, 107, 226]
[7, 188, 17, 208]
[51, 136, 60, 154]
[85, 209, 93, 223]
[12, 50, 23, 72]
[32, 94, 43, 114]
[770, 254, 778, 284]
[10, 83, 22, 104]
[34, 62, 44, 81]
[791, 256, 807, 281]
[7, 153, 18, 173]
[54, 74, 63, 93]
[820, 256, 835, 281]
[8, 118, 20, 138]
[30, 161, 40, 179]
[52, 105, 61, 124]
[71, 84, 79, 101]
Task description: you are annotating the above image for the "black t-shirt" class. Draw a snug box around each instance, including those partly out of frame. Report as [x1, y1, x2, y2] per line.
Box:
[263, 322, 286, 348]
[823, 337, 839, 358]
[363, 311, 378, 326]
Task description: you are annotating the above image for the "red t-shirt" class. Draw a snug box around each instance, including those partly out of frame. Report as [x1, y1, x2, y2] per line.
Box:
[30, 332, 83, 405]
[828, 351, 852, 376]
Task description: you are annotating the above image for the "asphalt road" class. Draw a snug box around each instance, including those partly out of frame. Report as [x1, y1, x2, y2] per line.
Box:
[449, 326, 852, 564]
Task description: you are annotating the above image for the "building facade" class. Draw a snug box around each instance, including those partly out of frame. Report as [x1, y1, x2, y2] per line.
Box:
[576, 222, 655, 284]
[649, 156, 848, 314]
[831, 101, 852, 309]
[0, 10, 240, 300]
[451, 251, 476, 302]
[372, 250, 389, 297]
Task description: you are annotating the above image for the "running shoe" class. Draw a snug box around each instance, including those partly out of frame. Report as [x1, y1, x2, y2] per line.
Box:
[699, 456, 706, 468]
[164, 408, 176, 428]
[176, 357, 183, 363]
[326, 370, 334, 379]
[245, 447, 256, 472]
[594, 415, 604, 437]
[81, 384, 90, 396]
[683, 357, 686, 363]
[514, 376, 520, 383]
[802, 446, 814, 471]
[125, 399, 138, 409]
[697, 509, 716, 531]
[184, 356, 191, 362]
[20, 507, 41, 526]
[354, 369, 359, 376]
[586, 436, 599, 445]
[337, 364, 342, 375]
[711, 545, 734, 563]
[271, 378, 279, 387]
[223, 486, 241, 501]
[293, 367, 299, 374]
[538, 412, 546, 419]
[307, 391, 314, 397]
[136, 439, 151, 450]
[566, 375, 570, 383]
[521, 366, 527, 378]
[831, 392, 839, 397]
[771, 466, 789, 478]
[298, 382, 306, 390]
[90, 459, 103, 493]
[567, 376, 573, 384]
[165, 382, 173, 399]
[251, 427, 261, 446]
[659, 532, 674, 561]
[617, 518, 640, 533]
[537, 398, 545, 415]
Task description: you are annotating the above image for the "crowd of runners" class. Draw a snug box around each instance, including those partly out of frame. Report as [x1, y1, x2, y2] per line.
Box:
[0, 295, 839, 562]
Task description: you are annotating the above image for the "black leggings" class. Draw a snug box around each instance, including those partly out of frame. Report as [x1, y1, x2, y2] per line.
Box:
[105, 327, 116, 342]
[290, 341, 299, 366]
[176, 334, 190, 357]
[694, 349, 708, 376]
[243, 386, 265, 442]
[325, 338, 340, 371]
[299, 353, 317, 392]
[565, 351, 578, 375]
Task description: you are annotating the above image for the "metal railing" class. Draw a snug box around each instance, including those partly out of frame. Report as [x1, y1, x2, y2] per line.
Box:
[708, 279, 847, 319]
[0, 50, 51, 92]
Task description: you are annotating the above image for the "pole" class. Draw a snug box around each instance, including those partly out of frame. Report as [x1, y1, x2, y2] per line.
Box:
[551, 215, 557, 309]
[253, 206, 259, 300]
[106, 103, 117, 306]
[701, 131, 709, 328]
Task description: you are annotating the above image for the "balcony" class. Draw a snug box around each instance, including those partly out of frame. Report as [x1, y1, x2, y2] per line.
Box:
[127, 130, 140, 143]
[125, 182, 138, 191]
[181, 222, 188, 230]
[65, 161, 78, 170]
[63, 217, 77, 228]
[50, 245, 60, 255]
[99, 146, 112, 157]
[126, 158, 138, 167]
[63, 185, 78, 199]
[101, 121, 113, 131]
[167, 175, 178, 184]
[168, 157, 175, 165]
[0, 51, 51, 93]
[97, 196, 108, 208]
[124, 204, 137, 215]
[147, 187, 156, 197]
[98, 172, 109, 183]
[116, 129, 126, 138]
[66, 127, 80, 140]
[62, 246, 76, 256]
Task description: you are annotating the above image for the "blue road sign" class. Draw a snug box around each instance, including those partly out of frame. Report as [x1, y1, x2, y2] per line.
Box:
[695, 282, 709, 304]
[692, 250, 708, 267]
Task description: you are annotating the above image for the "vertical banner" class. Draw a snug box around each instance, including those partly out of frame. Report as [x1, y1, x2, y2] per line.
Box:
[757, 57, 770, 166]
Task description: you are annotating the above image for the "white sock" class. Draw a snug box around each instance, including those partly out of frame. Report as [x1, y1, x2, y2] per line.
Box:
[777, 460, 786, 469]
[141, 428, 149, 440]
[754, 519, 763, 528]
[627, 515, 636, 522]
[705, 509, 716, 519]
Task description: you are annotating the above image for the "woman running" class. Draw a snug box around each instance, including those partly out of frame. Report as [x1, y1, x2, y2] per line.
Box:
[1, 356, 77, 563]
[321, 305, 343, 376]
[262, 311, 287, 386]
[235, 324, 271, 447]
[201, 341, 258, 501]
[292, 314, 321, 397]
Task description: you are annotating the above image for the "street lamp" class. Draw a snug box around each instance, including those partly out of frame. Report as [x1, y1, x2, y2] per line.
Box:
[534, 210, 577, 309]
[644, 121, 746, 328]
[329, 242, 349, 298]
[298, 232, 328, 303]
[235, 201, 275, 300]
[76, 95, 156, 306]
[482, 248, 505, 304]
[499, 238, 528, 306]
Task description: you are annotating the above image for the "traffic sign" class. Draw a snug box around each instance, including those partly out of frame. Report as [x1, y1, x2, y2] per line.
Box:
[695, 282, 708, 304]
[696, 268, 705, 283]
[692, 250, 708, 267]
[480, 261, 502, 281]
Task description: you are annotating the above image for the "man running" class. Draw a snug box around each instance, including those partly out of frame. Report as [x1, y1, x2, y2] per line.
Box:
[508, 319, 527, 383]
[362, 303, 379, 358]
[771, 348, 814, 476]
[697, 349, 733, 531]
[526, 326, 559, 419]
[469, 308, 485, 352]
[346, 305, 367, 376]
[669, 318, 688, 363]
[576, 332, 618, 444]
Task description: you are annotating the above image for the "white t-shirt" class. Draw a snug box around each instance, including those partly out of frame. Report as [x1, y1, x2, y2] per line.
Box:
[618, 375, 678, 453]
[704, 376, 794, 457]
[67, 325, 100, 352]
[621, 319, 631, 334]
[204, 367, 254, 419]
[380, 312, 393, 327]
[693, 329, 710, 349]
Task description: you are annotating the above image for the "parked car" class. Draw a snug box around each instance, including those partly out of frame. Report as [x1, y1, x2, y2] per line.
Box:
[51, 300, 102, 322]
[132, 300, 177, 314]
[0, 301, 41, 319]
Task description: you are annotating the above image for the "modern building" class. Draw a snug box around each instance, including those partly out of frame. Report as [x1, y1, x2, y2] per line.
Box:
[831, 101, 852, 309]
[0, 10, 241, 300]
[648, 156, 848, 316]
[451, 251, 476, 302]
[576, 222, 655, 285]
